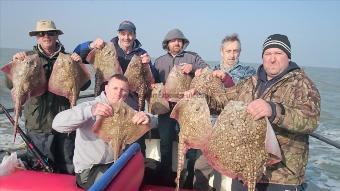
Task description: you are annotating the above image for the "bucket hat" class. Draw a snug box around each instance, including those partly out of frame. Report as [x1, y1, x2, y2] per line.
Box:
[29, 20, 63, 36]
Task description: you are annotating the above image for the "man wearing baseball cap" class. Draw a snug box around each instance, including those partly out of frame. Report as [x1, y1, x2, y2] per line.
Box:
[73, 20, 156, 155]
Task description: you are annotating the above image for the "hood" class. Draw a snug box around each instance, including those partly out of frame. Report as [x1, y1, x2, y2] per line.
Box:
[162, 29, 189, 51]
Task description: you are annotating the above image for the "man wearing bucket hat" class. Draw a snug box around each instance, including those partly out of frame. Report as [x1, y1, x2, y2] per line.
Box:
[73, 20, 156, 156]
[190, 34, 320, 191]
[153, 28, 209, 181]
[8, 20, 90, 174]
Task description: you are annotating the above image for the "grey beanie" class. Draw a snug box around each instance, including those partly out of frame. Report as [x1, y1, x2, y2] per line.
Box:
[162, 29, 190, 50]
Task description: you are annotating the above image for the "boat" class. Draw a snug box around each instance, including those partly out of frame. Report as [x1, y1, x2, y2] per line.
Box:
[0, 143, 194, 191]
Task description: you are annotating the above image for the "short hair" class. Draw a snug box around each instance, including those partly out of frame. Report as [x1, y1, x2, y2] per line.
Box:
[110, 74, 129, 83]
[221, 33, 241, 51]
[100, 74, 129, 93]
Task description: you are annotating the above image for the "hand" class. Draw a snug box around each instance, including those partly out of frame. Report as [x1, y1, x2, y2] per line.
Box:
[91, 103, 113, 117]
[132, 112, 150, 125]
[195, 68, 202, 77]
[12, 52, 27, 61]
[140, 53, 151, 64]
[183, 88, 196, 98]
[180, 63, 193, 74]
[90, 38, 105, 49]
[70, 53, 81, 62]
[212, 70, 226, 80]
[247, 99, 272, 120]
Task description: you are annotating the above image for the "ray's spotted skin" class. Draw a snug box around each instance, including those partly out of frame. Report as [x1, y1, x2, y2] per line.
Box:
[124, 54, 154, 111]
[149, 83, 170, 115]
[171, 98, 281, 191]
[190, 67, 228, 113]
[170, 97, 212, 190]
[48, 53, 91, 107]
[86, 42, 123, 96]
[92, 101, 151, 161]
[1, 54, 47, 138]
[164, 65, 192, 102]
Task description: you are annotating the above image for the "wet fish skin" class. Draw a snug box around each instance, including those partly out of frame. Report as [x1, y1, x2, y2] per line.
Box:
[86, 42, 123, 96]
[3, 54, 47, 137]
[124, 55, 154, 111]
[164, 65, 192, 102]
[149, 83, 170, 115]
[92, 101, 151, 161]
[170, 96, 212, 190]
[48, 53, 91, 107]
[190, 67, 227, 113]
[171, 98, 279, 191]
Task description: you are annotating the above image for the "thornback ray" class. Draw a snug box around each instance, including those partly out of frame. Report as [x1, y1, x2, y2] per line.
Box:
[1, 54, 47, 140]
[124, 55, 154, 111]
[164, 65, 192, 102]
[92, 101, 151, 161]
[86, 42, 123, 96]
[48, 53, 91, 107]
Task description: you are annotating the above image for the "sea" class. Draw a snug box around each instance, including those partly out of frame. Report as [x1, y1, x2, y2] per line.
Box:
[0, 48, 339, 190]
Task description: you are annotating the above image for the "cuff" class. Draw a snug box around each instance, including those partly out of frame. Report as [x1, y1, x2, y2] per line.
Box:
[222, 73, 235, 88]
[267, 101, 277, 123]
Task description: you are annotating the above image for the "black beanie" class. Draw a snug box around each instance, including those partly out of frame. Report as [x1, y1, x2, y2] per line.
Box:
[262, 34, 291, 59]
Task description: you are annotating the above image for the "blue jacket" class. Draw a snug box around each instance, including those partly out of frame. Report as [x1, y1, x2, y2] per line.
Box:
[214, 61, 256, 84]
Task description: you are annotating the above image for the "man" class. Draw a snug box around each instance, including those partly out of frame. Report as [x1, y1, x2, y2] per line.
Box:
[192, 33, 256, 191]
[74, 20, 155, 154]
[153, 28, 209, 176]
[199, 34, 320, 191]
[52, 74, 157, 189]
[8, 20, 89, 174]
[212, 33, 256, 85]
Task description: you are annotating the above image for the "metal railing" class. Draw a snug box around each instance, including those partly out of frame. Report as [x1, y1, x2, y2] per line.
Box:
[1, 93, 339, 150]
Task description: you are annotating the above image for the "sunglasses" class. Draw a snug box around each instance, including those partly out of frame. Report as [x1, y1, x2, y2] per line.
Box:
[37, 31, 58, 37]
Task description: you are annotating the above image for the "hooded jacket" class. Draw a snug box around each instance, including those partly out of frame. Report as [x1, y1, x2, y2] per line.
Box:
[154, 29, 209, 83]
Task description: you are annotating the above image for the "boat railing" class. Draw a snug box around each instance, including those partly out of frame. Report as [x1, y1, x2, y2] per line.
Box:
[1, 93, 340, 150]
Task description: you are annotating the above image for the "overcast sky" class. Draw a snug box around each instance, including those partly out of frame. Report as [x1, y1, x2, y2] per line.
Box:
[1, 0, 339, 68]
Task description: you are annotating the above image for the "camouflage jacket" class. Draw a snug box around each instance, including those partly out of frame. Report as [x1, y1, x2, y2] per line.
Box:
[222, 66, 320, 185]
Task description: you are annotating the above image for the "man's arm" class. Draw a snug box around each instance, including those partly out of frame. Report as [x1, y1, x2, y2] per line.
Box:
[52, 101, 96, 133]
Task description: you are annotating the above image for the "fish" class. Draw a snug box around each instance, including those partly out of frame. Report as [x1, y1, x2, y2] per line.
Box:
[148, 83, 170, 115]
[164, 65, 192, 102]
[124, 55, 154, 111]
[86, 42, 123, 96]
[170, 96, 212, 190]
[92, 101, 151, 161]
[48, 53, 91, 107]
[190, 67, 227, 113]
[170, 98, 282, 191]
[1, 54, 47, 139]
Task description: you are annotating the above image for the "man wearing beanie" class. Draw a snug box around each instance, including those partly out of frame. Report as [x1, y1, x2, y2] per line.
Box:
[153, 28, 209, 182]
[192, 34, 320, 191]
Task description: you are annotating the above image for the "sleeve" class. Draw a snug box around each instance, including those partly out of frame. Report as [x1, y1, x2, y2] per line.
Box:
[191, 54, 210, 72]
[73, 41, 92, 64]
[271, 77, 320, 134]
[52, 101, 96, 133]
[147, 114, 158, 129]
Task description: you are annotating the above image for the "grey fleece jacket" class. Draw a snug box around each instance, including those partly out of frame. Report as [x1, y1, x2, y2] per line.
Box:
[52, 92, 158, 173]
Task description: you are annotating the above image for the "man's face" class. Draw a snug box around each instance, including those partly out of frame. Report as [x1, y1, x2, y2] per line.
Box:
[36, 31, 58, 50]
[168, 39, 183, 55]
[263, 47, 290, 80]
[220, 41, 241, 67]
[105, 78, 129, 104]
[118, 30, 136, 50]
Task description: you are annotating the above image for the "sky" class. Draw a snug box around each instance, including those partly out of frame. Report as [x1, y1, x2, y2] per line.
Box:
[1, 0, 340, 68]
